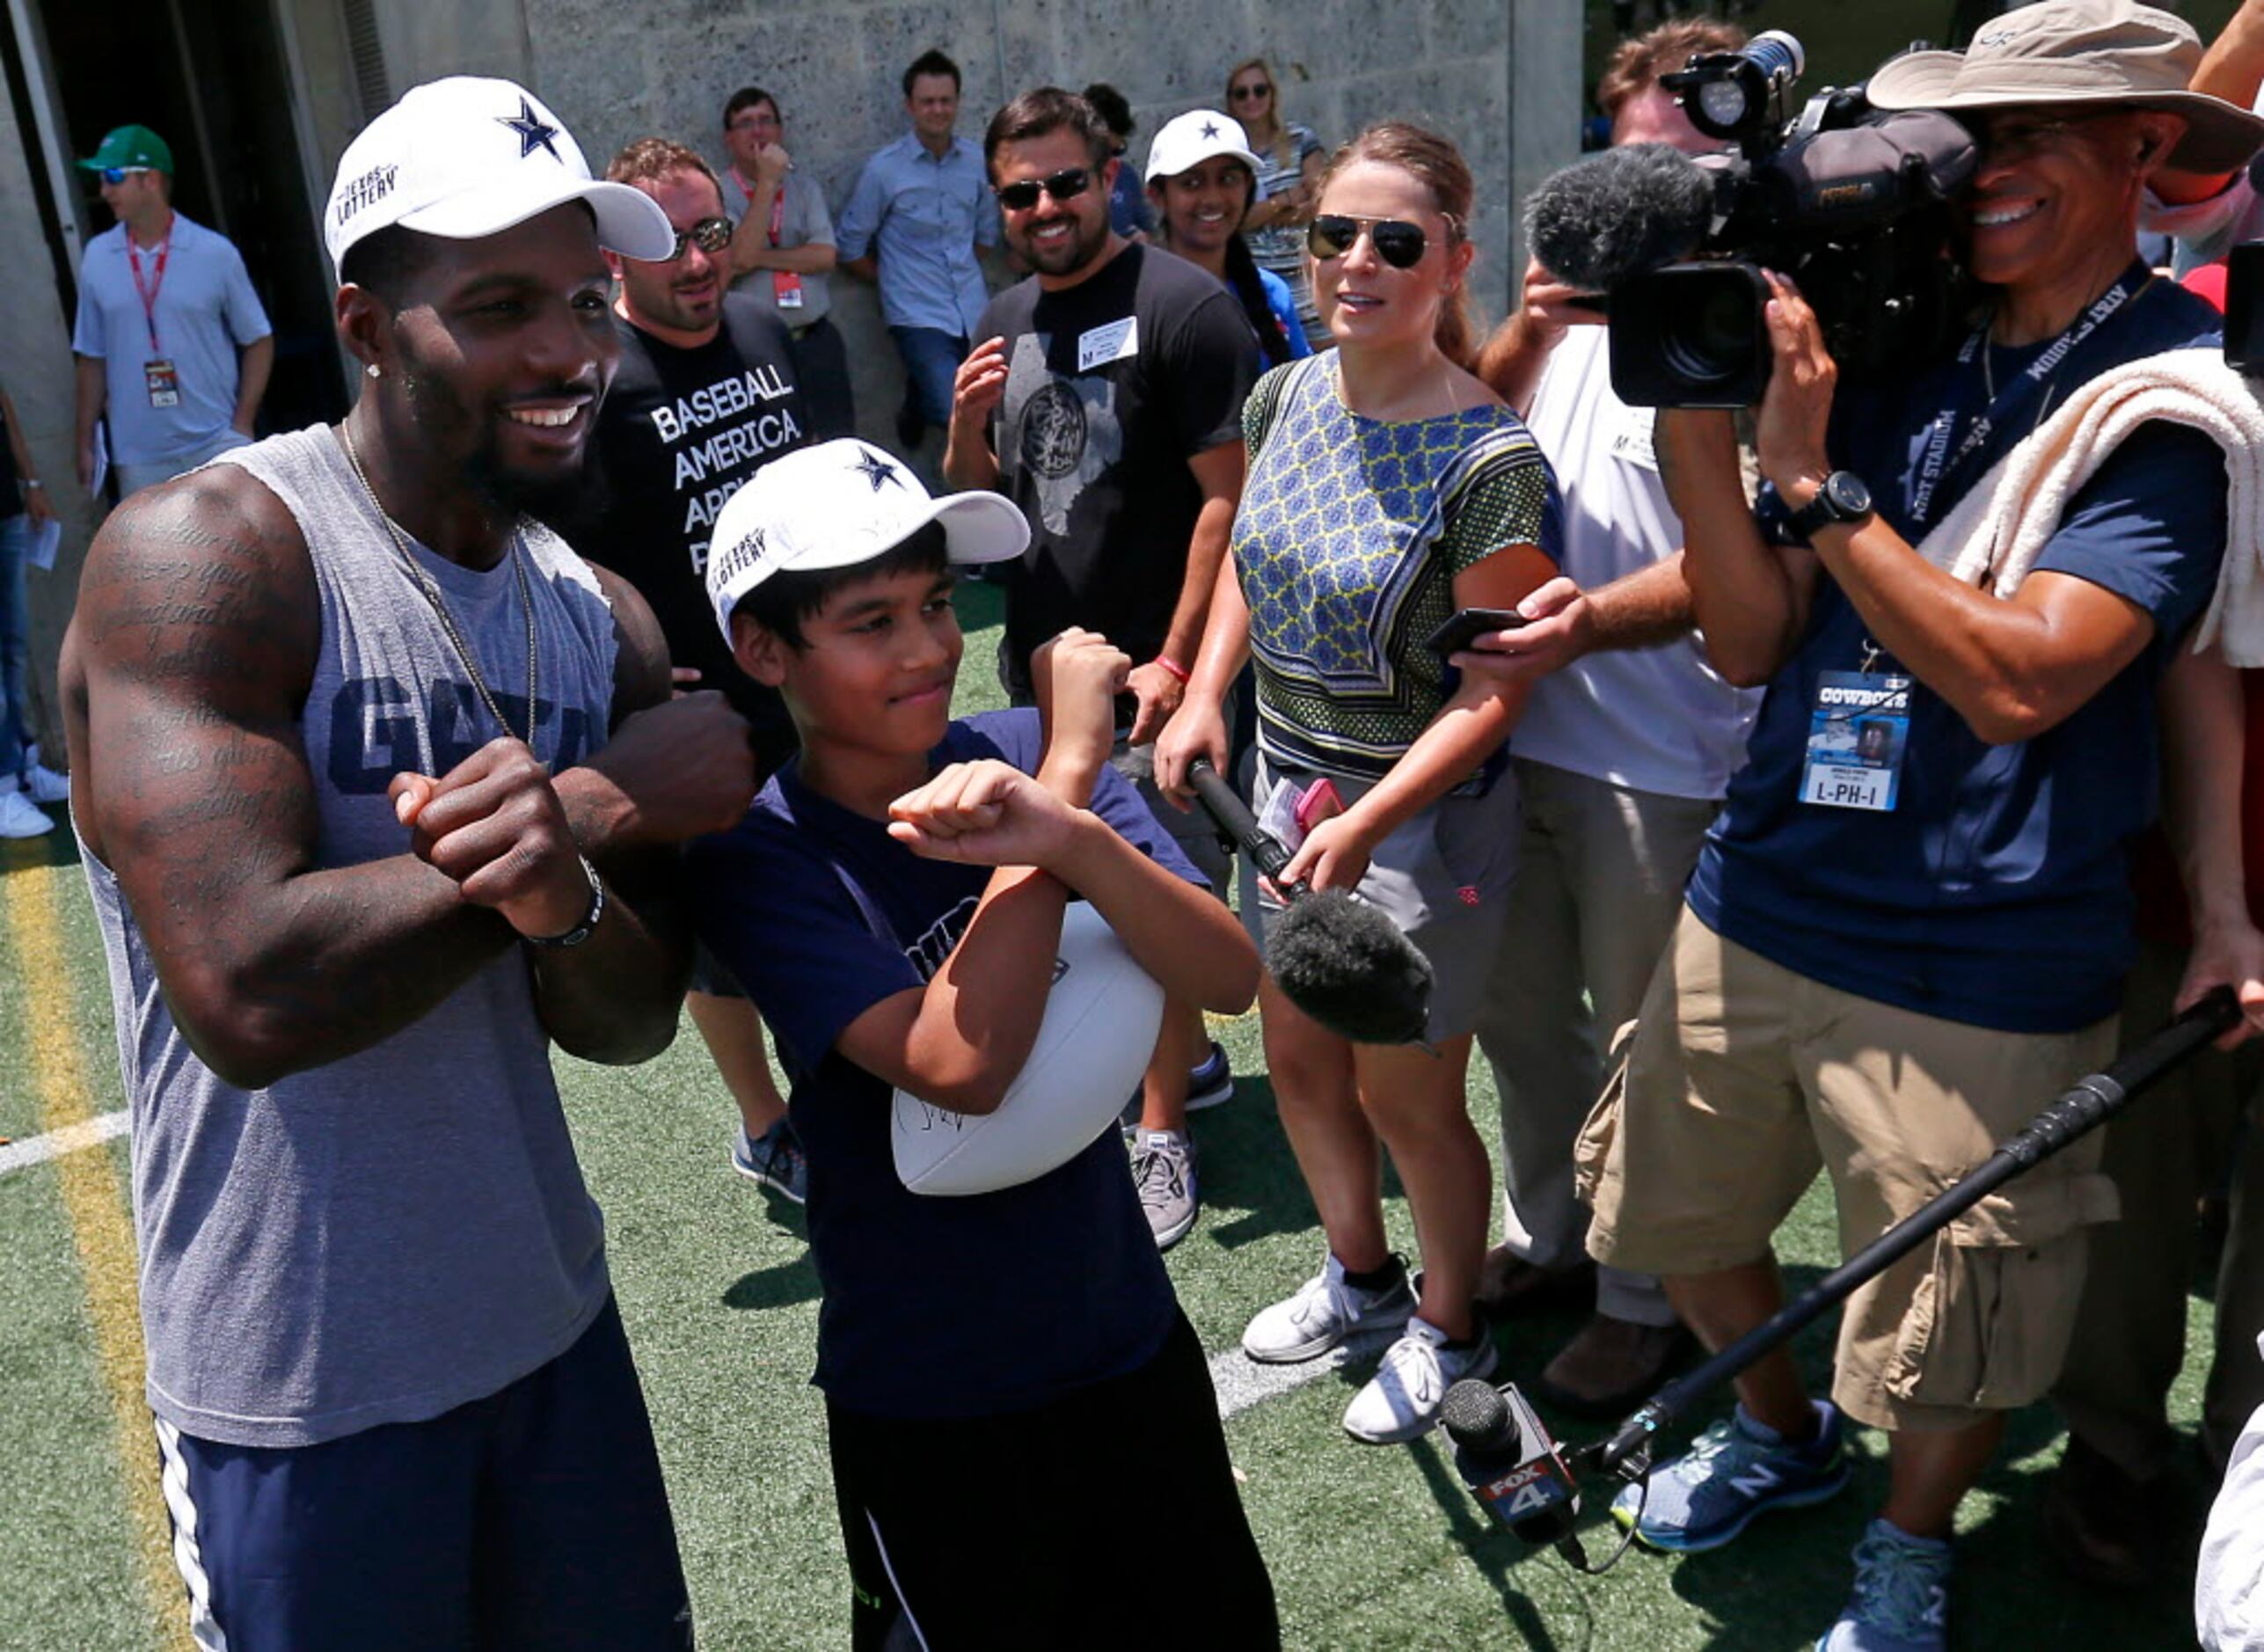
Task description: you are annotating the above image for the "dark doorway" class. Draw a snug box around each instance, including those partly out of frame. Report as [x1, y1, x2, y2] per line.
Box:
[35, 0, 344, 436]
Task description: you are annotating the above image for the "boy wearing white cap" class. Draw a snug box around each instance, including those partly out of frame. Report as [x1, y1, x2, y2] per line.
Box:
[686, 439, 1275, 1648]
[62, 77, 756, 1648]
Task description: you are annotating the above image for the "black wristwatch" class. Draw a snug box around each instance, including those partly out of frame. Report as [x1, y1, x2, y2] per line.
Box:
[1784, 471, 1874, 545]
[526, 855, 606, 949]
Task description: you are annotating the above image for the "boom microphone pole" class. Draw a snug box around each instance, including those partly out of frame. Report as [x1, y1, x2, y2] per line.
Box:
[1440, 988, 2245, 1574]
[1591, 986, 2245, 1480]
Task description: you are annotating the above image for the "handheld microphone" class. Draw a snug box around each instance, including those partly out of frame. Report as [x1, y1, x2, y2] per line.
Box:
[1185, 758, 1435, 1045]
[1440, 1378, 1586, 1561]
[1522, 143, 1718, 293]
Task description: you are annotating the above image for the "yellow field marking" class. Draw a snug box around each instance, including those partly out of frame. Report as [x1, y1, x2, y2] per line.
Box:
[6, 849, 186, 1647]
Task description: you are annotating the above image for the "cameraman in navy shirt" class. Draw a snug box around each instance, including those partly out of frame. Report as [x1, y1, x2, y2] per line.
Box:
[1540, 9, 2264, 1648]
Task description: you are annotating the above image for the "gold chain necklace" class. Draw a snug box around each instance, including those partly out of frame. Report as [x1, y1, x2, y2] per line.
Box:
[338, 421, 538, 749]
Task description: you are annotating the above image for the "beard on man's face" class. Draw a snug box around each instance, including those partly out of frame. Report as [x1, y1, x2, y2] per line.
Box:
[397, 355, 595, 523]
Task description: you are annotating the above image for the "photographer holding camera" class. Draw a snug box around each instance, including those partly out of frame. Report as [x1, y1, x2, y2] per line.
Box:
[1534, 5, 2264, 1646]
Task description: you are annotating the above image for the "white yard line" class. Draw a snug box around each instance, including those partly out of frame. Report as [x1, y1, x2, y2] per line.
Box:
[0, 1107, 128, 1178]
[1210, 1326, 1399, 1422]
[8, 1105, 1373, 1429]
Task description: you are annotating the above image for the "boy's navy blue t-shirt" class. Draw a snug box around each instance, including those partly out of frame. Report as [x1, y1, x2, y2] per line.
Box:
[688, 709, 1196, 1419]
[1686, 270, 2228, 1034]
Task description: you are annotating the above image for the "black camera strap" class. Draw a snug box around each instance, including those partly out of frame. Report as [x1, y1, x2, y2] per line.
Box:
[1907, 266, 2155, 530]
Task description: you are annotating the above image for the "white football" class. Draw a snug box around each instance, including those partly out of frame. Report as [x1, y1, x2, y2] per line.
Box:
[892, 900, 1165, 1196]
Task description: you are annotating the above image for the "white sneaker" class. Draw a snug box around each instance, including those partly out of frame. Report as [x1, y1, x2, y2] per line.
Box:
[1242, 1252, 1414, 1365]
[0, 786, 54, 837]
[1342, 1316, 1498, 1445]
[22, 763, 67, 804]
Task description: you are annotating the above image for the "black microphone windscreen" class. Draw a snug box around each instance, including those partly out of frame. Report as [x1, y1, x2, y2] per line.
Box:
[1266, 890, 1434, 1046]
[1441, 1378, 1519, 1455]
[1523, 143, 1714, 292]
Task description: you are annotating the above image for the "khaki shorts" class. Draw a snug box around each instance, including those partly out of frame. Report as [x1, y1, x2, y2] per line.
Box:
[1576, 910, 2119, 1433]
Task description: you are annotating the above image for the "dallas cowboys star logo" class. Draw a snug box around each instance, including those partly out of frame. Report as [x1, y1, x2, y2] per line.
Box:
[851, 450, 905, 492]
[1200, 121, 1221, 140]
[499, 96, 563, 161]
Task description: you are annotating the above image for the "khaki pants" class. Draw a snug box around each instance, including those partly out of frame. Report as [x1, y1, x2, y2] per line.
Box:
[1580, 911, 2119, 1432]
[1474, 759, 1719, 1327]
[2052, 939, 2264, 1478]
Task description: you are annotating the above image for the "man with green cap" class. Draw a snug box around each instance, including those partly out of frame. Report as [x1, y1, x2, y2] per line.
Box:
[71, 123, 273, 499]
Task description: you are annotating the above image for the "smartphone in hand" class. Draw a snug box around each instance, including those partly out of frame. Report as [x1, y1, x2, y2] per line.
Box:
[1423, 607, 1528, 658]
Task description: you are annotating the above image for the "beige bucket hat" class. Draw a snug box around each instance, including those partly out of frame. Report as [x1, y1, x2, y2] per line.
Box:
[1866, 0, 2264, 173]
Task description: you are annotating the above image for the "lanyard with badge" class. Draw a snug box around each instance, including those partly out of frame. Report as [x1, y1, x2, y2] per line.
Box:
[742, 172, 803, 311]
[1904, 268, 2151, 530]
[1800, 269, 2151, 813]
[1800, 640, 1912, 812]
[128, 230, 180, 408]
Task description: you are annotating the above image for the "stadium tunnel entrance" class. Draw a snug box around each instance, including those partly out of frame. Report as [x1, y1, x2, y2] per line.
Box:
[5, 0, 349, 440]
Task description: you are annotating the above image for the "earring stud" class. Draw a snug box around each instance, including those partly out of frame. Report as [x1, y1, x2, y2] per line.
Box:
[366, 362, 382, 379]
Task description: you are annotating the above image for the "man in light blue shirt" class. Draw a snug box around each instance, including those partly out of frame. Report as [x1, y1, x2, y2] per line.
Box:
[70, 124, 272, 499]
[836, 49, 998, 452]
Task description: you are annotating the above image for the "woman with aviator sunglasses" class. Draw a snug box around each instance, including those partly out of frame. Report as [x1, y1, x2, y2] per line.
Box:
[1157, 122, 1562, 1445]
[1224, 56, 1328, 348]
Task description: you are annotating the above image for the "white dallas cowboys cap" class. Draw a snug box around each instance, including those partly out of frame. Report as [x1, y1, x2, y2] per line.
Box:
[707, 440, 1029, 645]
[325, 76, 673, 272]
[1145, 109, 1265, 183]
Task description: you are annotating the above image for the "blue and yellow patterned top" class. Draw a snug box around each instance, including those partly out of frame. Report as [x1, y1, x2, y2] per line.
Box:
[1233, 353, 1560, 780]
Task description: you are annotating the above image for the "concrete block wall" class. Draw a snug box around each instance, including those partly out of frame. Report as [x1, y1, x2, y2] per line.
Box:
[500, 0, 1563, 451]
[6, 2, 1574, 751]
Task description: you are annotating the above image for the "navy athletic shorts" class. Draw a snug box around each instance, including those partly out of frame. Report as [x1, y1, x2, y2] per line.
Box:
[828, 1310, 1279, 1649]
[153, 1294, 691, 1651]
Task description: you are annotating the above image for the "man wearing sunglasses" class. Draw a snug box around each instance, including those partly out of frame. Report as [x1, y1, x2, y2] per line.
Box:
[71, 123, 272, 500]
[560, 138, 816, 1217]
[945, 87, 1258, 1253]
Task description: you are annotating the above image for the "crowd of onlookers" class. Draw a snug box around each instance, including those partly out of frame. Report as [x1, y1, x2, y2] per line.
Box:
[39, 4, 2264, 1648]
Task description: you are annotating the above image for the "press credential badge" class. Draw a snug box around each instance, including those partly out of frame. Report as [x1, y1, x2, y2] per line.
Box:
[1800, 670, 1911, 811]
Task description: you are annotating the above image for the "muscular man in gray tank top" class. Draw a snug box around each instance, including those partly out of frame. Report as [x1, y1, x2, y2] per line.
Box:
[59, 78, 753, 1651]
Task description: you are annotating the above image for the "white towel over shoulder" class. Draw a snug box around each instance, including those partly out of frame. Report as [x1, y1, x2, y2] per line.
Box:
[1910, 347, 2264, 666]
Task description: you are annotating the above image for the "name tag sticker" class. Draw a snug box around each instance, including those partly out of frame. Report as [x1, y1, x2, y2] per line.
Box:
[1608, 406, 1660, 471]
[1799, 670, 1910, 812]
[1077, 317, 1139, 373]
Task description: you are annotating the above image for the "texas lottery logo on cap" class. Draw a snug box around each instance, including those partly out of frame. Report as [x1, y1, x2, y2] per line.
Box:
[325, 76, 674, 272]
[705, 440, 1029, 644]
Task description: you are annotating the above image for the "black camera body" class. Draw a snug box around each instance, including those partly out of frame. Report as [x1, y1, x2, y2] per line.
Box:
[2224, 238, 2264, 375]
[1608, 40, 1978, 408]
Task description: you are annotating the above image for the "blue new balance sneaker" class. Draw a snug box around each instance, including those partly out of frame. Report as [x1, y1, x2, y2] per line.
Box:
[1817, 1519, 1950, 1651]
[1611, 1398, 1851, 1553]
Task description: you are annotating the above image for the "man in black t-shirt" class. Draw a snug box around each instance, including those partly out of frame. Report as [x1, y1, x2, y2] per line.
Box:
[573, 137, 813, 1204]
[944, 89, 1257, 1253]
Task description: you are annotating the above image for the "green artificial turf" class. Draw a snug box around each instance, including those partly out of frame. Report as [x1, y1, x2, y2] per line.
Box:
[0, 578, 2224, 1648]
